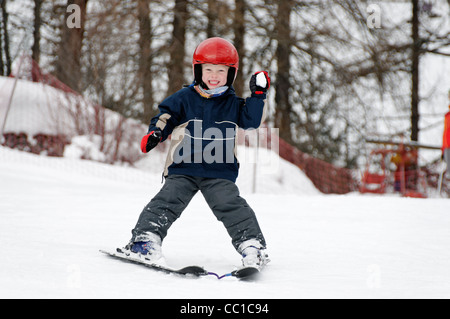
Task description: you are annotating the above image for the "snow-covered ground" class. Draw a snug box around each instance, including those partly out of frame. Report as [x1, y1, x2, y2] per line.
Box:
[1, 146, 449, 299]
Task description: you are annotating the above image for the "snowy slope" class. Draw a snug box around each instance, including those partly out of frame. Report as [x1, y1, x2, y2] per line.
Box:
[1, 146, 449, 299]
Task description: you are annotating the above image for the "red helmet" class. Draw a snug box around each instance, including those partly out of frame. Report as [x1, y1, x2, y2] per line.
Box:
[193, 37, 239, 69]
[193, 37, 239, 86]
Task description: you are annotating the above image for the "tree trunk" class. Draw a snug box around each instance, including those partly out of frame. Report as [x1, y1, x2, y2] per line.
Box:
[233, 0, 245, 97]
[1, 0, 11, 76]
[0, 6, 3, 76]
[167, 0, 187, 96]
[274, 0, 293, 144]
[410, 0, 420, 142]
[137, 0, 154, 123]
[206, 0, 217, 38]
[54, 0, 89, 93]
[32, 0, 42, 65]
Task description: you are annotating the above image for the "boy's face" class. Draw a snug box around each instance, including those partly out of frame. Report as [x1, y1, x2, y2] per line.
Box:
[201, 64, 229, 90]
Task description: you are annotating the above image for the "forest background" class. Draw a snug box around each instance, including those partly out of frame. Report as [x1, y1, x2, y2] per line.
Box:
[1, 0, 449, 168]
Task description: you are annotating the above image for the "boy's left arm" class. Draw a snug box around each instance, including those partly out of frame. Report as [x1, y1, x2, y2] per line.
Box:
[239, 71, 271, 130]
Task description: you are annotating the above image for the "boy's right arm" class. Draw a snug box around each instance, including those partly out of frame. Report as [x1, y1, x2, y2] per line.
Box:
[140, 95, 182, 153]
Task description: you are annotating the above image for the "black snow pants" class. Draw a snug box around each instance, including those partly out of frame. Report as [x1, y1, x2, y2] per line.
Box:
[131, 175, 266, 253]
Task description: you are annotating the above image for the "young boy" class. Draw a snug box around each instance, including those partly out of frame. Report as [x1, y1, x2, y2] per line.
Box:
[123, 37, 270, 269]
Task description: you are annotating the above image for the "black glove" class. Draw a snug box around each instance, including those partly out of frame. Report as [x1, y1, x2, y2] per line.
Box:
[249, 71, 271, 95]
[140, 129, 162, 153]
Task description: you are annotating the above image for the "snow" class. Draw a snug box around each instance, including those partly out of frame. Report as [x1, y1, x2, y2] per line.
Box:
[0, 77, 75, 137]
[1, 1, 448, 299]
[1, 146, 449, 299]
[1, 61, 449, 298]
[0, 76, 147, 164]
[64, 135, 107, 162]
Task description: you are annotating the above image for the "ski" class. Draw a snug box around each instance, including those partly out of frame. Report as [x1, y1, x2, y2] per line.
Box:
[208, 266, 263, 280]
[99, 249, 208, 277]
[100, 248, 266, 280]
[232, 267, 261, 279]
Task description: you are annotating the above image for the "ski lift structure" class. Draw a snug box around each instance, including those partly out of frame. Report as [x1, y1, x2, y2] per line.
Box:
[359, 138, 442, 198]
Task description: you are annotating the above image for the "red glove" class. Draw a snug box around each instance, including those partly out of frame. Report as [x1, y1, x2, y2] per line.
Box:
[140, 130, 162, 153]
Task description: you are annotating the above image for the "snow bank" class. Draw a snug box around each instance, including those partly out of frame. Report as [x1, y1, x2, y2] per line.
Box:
[1, 76, 79, 137]
[1, 146, 450, 299]
[0, 76, 147, 164]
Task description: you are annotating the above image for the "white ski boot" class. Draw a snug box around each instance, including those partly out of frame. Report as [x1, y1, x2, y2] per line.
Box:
[239, 239, 270, 269]
[120, 232, 165, 265]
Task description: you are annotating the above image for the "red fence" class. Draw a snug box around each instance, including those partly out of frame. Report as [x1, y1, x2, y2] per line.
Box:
[277, 137, 357, 194]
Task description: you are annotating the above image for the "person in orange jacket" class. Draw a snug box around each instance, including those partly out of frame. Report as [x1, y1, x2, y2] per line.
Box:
[443, 90, 450, 177]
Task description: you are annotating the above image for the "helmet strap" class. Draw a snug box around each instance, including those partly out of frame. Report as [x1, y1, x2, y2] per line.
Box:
[194, 64, 203, 86]
[226, 68, 236, 87]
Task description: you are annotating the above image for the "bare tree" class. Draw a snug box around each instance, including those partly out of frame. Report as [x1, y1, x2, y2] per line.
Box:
[0, 0, 11, 76]
[167, 0, 188, 95]
[206, 0, 217, 38]
[32, 0, 43, 65]
[411, 0, 420, 142]
[137, 0, 155, 122]
[0, 0, 3, 76]
[54, 0, 89, 92]
[233, 0, 246, 97]
[274, 0, 294, 144]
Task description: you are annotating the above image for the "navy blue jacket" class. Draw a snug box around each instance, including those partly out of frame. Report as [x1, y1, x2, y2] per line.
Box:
[147, 84, 267, 182]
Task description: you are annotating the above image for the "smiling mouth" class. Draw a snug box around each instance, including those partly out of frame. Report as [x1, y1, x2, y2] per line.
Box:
[208, 80, 220, 86]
